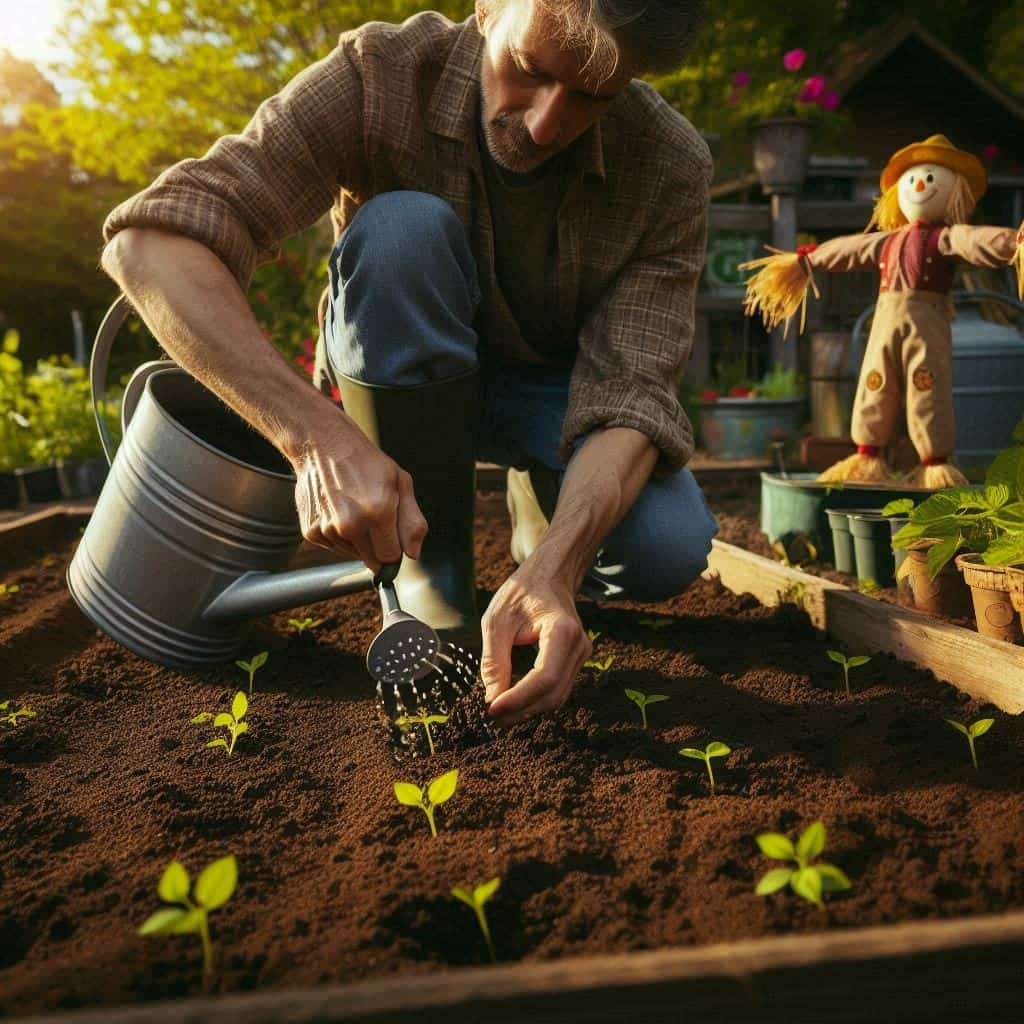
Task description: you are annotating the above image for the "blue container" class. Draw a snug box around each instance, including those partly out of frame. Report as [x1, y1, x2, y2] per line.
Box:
[699, 397, 805, 460]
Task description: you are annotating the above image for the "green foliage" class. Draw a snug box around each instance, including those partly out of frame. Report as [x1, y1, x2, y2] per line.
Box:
[235, 651, 268, 698]
[192, 691, 249, 756]
[138, 855, 238, 977]
[624, 688, 670, 729]
[288, 616, 324, 635]
[395, 712, 449, 756]
[0, 700, 36, 727]
[451, 876, 501, 963]
[858, 578, 881, 597]
[826, 650, 871, 697]
[755, 822, 851, 909]
[394, 769, 459, 837]
[945, 717, 994, 772]
[584, 655, 615, 675]
[679, 741, 731, 794]
[755, 363, 805, 399]
[586, 629, 602, 642]
[882, 498, 916, 517]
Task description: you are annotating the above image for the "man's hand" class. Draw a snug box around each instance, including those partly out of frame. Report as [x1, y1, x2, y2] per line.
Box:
[481, 567, 592, 726]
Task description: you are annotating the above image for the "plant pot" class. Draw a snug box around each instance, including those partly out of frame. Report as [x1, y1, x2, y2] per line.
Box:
[955, 554, 1023, 644]
[0, 471, 18, 509]
[698, 397, 805, 461]
[1007, 566, 1024, 633]
[825, 508, 882, 575]
[13, 464, 61, 505]
[904, 544, 973, 619]
[750, 116, 813, 195]
[889, 516, 913, 602]
[849, 512, 896, 588]
[56, 457, 109, 499]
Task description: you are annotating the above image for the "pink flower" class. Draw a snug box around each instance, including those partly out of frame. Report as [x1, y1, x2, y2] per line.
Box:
[818, 90, 841, 112]
[732, 70, 751, 89]
[981, 144, 1001, 162]
[799, 76, 825, 103]
[783, 49, 807, 72]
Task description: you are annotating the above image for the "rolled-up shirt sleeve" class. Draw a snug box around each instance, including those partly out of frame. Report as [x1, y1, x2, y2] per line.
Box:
[560, 154, 711, 475]
[102, 34, 368, 289]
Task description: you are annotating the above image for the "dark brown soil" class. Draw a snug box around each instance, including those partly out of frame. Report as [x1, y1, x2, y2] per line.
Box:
[2, 492, 1023, 1019]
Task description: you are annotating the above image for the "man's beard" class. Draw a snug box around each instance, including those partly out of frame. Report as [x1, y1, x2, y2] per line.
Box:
[479, 111, 558, 176]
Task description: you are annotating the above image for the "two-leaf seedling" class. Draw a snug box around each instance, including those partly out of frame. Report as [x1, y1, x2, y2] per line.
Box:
[755, 821, 851, 909]
[235, 651, 268, 697]
[679, 741, 731, 794]
[452, 876, 501, 963]
[638, 617, 674, 631]
[587, 629, 602, 642]
[945, 717, 994, 771]
[0, 582, 20, 597]
[624, 688, 669, 729]
[394, 769, 458, 836]
[192, 692, 249, 756]
[138, 855, 237, 977]
[288, 617, 324, 635]
[0, 700, 35, 727]
[584, 654, 615, 676]
[395, 713, 449, 756]
[826, 650, 871, 696]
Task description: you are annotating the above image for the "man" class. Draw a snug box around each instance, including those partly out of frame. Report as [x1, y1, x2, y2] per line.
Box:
[99, 0, 718, 727]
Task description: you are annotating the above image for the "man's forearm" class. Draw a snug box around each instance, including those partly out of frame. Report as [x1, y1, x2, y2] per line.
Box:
[525, 427, 659, 591]
[101, 227, 342, 463]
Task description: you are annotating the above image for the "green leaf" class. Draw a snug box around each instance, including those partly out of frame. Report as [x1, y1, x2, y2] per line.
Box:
[817, 863, 852, 892]
[251, 651, 268, 670]
[0, 701, 8, 711]
[645, 694, 670, 705]
[394, 782, 424, 807]
[882, 498, 915, 516]
[756, 832, 795, 861]
[234, 721, 249, 735]
[846, 655, 871, 668]
[424, 714, 450, 725]
[207, 739, 228, 749]
[138, 907, 188, 936]
[195, 855, 237, 910]
[427, 769, 459, 806]
[755, 867, 793, 895]
[945, 718, 969, 737]
[231, 691, 248, 720]
[679, 747, 706, 760]
[969, 718, 994, 739]
[796, 821, 826, 862]
[235, 660, 251, 673]
[451, 886, 473, 906]
[927, 534, 963, 578]
[624, 688, 644, 705]
[984, 484, 1011, 510]
[706, 742, 731, 759]
[213, 713, 233, 728]
[474, 877, 501, 904]
[157, 861, 190, 904]
[191, 712, 213, 724]
[790, 867, 823, 905]
[169, 907, 206, 935]
[890, 521, 928, 548]
[826, 650, 846, 665]
[981, 534, 1024, 567]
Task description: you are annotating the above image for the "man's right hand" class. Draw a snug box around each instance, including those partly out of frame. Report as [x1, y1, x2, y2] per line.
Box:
[288, 414, 428, 572]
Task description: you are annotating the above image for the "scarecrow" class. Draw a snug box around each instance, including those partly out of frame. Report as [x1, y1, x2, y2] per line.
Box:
[742, 135, 1024, 488]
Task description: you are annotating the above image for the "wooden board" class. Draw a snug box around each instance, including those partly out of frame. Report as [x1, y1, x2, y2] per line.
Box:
[705, 539, 1024, 714]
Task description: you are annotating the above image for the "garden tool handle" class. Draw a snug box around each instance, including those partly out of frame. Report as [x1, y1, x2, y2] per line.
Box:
[89, 295, 133, 466]
[373, 561, 403, 619]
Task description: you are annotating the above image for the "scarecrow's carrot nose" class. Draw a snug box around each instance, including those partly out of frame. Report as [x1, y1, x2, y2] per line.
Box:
[915, 179, 927, 192]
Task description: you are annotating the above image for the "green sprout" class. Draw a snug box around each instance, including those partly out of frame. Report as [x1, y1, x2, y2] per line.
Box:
[858, 578, 882, 597]
[0, 582, 20, 597]
[624, 688, 669, 729]
[826, 650, 872, 696]
[638, 617, 674, 631]
[772, 536, 818, 569]
[235, 651, 268, 697]
[394, 769, 458, 837]
[288, 616, 324, 635]
[192, 691, 249, 756]
[779, 580, 807, 608]
[0, 700, 35, 727]
[945, 717, 994, 771]
[451, 876, 501, 963]
[587, 629, 602, 642]
[679, 741, 731, 794]
[138, 855, 237, 978]
[584, 654, 615, 675]
[755, 822, 851, 909]
[395, 713, 449, 756]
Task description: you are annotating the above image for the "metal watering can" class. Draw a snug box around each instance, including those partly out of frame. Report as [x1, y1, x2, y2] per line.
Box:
[66, 296, 376, 668]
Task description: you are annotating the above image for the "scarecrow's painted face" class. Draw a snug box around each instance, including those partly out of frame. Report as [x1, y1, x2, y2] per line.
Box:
[897, 163, 956, 224]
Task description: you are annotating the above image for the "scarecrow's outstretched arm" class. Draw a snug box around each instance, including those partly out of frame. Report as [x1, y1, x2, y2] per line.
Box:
[940, 223, 1024, 298]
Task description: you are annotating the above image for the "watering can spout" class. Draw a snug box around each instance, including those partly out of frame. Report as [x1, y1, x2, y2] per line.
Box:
[203, 561, 375, 624]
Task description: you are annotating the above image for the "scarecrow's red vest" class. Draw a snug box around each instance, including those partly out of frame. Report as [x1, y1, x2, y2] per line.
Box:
[879, 221, 956, 295]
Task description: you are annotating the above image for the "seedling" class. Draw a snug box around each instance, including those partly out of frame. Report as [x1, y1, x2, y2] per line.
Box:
[945, 717, 994, 771]
[288, 616, 324, 635]
[395, 712, 449, 755]
[755, 821, 851, 909]
[779, 580, 806, 608]
[624, 688, 669, 729]
[138, 855, 237, 978]
[679, 741, 731, 794]
[235, 651, 268, 697]
[192, 691, 249, 756]
[859, 578, 882, 597]
[394, 769, 458, 836]
[452, 876, 501, 962]
[0, 700, 35, 727]
[772, 536, 818, 569]
[826, 649, 871, 696]
[584, 654, 615, 675]
[587, 629, 602, 642]
[0, 582, 19, 597]
[638, 617, 674, 631]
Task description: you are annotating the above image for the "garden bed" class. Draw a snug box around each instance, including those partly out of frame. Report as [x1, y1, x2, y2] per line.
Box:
[2, 492, 1024, 1021]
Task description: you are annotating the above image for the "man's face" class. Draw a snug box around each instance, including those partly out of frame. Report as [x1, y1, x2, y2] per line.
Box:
[476, 0, 634, 175]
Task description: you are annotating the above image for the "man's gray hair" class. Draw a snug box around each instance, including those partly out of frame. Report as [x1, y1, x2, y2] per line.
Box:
[486, 0, 706, 78]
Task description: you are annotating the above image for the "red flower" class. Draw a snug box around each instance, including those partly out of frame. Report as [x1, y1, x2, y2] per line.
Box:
[330, 385, 342, 403]
[783, 49, 807, 72]
[701, 389, 721, 402]
[729, 386, 755, 398]
[981, 144, 1001, 163]
[302, 337, 315, 357]
[799, 76, 825, 104]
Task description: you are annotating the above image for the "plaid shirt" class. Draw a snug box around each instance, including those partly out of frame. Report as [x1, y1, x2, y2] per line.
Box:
[104, 13, 712, 471]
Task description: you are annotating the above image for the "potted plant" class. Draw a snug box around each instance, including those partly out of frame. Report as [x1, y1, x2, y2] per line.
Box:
[699, 362, 806, 461]
[0, 331, 33, 508]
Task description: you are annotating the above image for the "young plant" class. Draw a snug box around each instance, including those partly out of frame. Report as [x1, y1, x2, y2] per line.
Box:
[624, 688, 669, 729]
[826, 649, 871, 696]
[138, 855, 238, 978]
[772, 536, 818, 569]
[584, 654, 615, 675]
[235, 651, 268, 697]
[638, 617, 674, 631]
[679, 741, 731, 794]
[755, 822, 851, 909]
[945, 717, 994, 771]
[288, 616, 324, 635]
[192, 691, 249, 756]
[587, 629, 602, 642]
[0, 582, 20, 597]
[451, 876, 501, 963]
[394, 769, 458, 836]
[395, 712, 449, 755]
[0, 700, 35, 727]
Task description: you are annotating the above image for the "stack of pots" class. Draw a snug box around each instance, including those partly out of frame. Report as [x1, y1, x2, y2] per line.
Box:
[955, 555, 1024, 643]
[826, 509, 898, 588]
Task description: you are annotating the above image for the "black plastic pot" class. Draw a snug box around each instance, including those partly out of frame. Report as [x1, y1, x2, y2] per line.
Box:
[0, 471, 18, 509]
[14, 464, 61, 504]
[56, 457, 108, 499]
[849, 512, 896, 588]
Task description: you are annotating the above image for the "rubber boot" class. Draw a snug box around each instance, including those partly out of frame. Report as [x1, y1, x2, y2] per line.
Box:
[507, 464, 560, 565]
[336, 370, 480, 648]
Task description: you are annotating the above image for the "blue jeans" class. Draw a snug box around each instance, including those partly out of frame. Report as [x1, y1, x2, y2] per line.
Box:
[324, 191, 718, 601]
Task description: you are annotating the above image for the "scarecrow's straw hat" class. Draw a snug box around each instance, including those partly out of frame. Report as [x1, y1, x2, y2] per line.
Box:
[880, 134, 987, 201]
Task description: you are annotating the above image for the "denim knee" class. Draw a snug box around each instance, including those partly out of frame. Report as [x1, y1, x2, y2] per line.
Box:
[326, 191, 481, 386]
